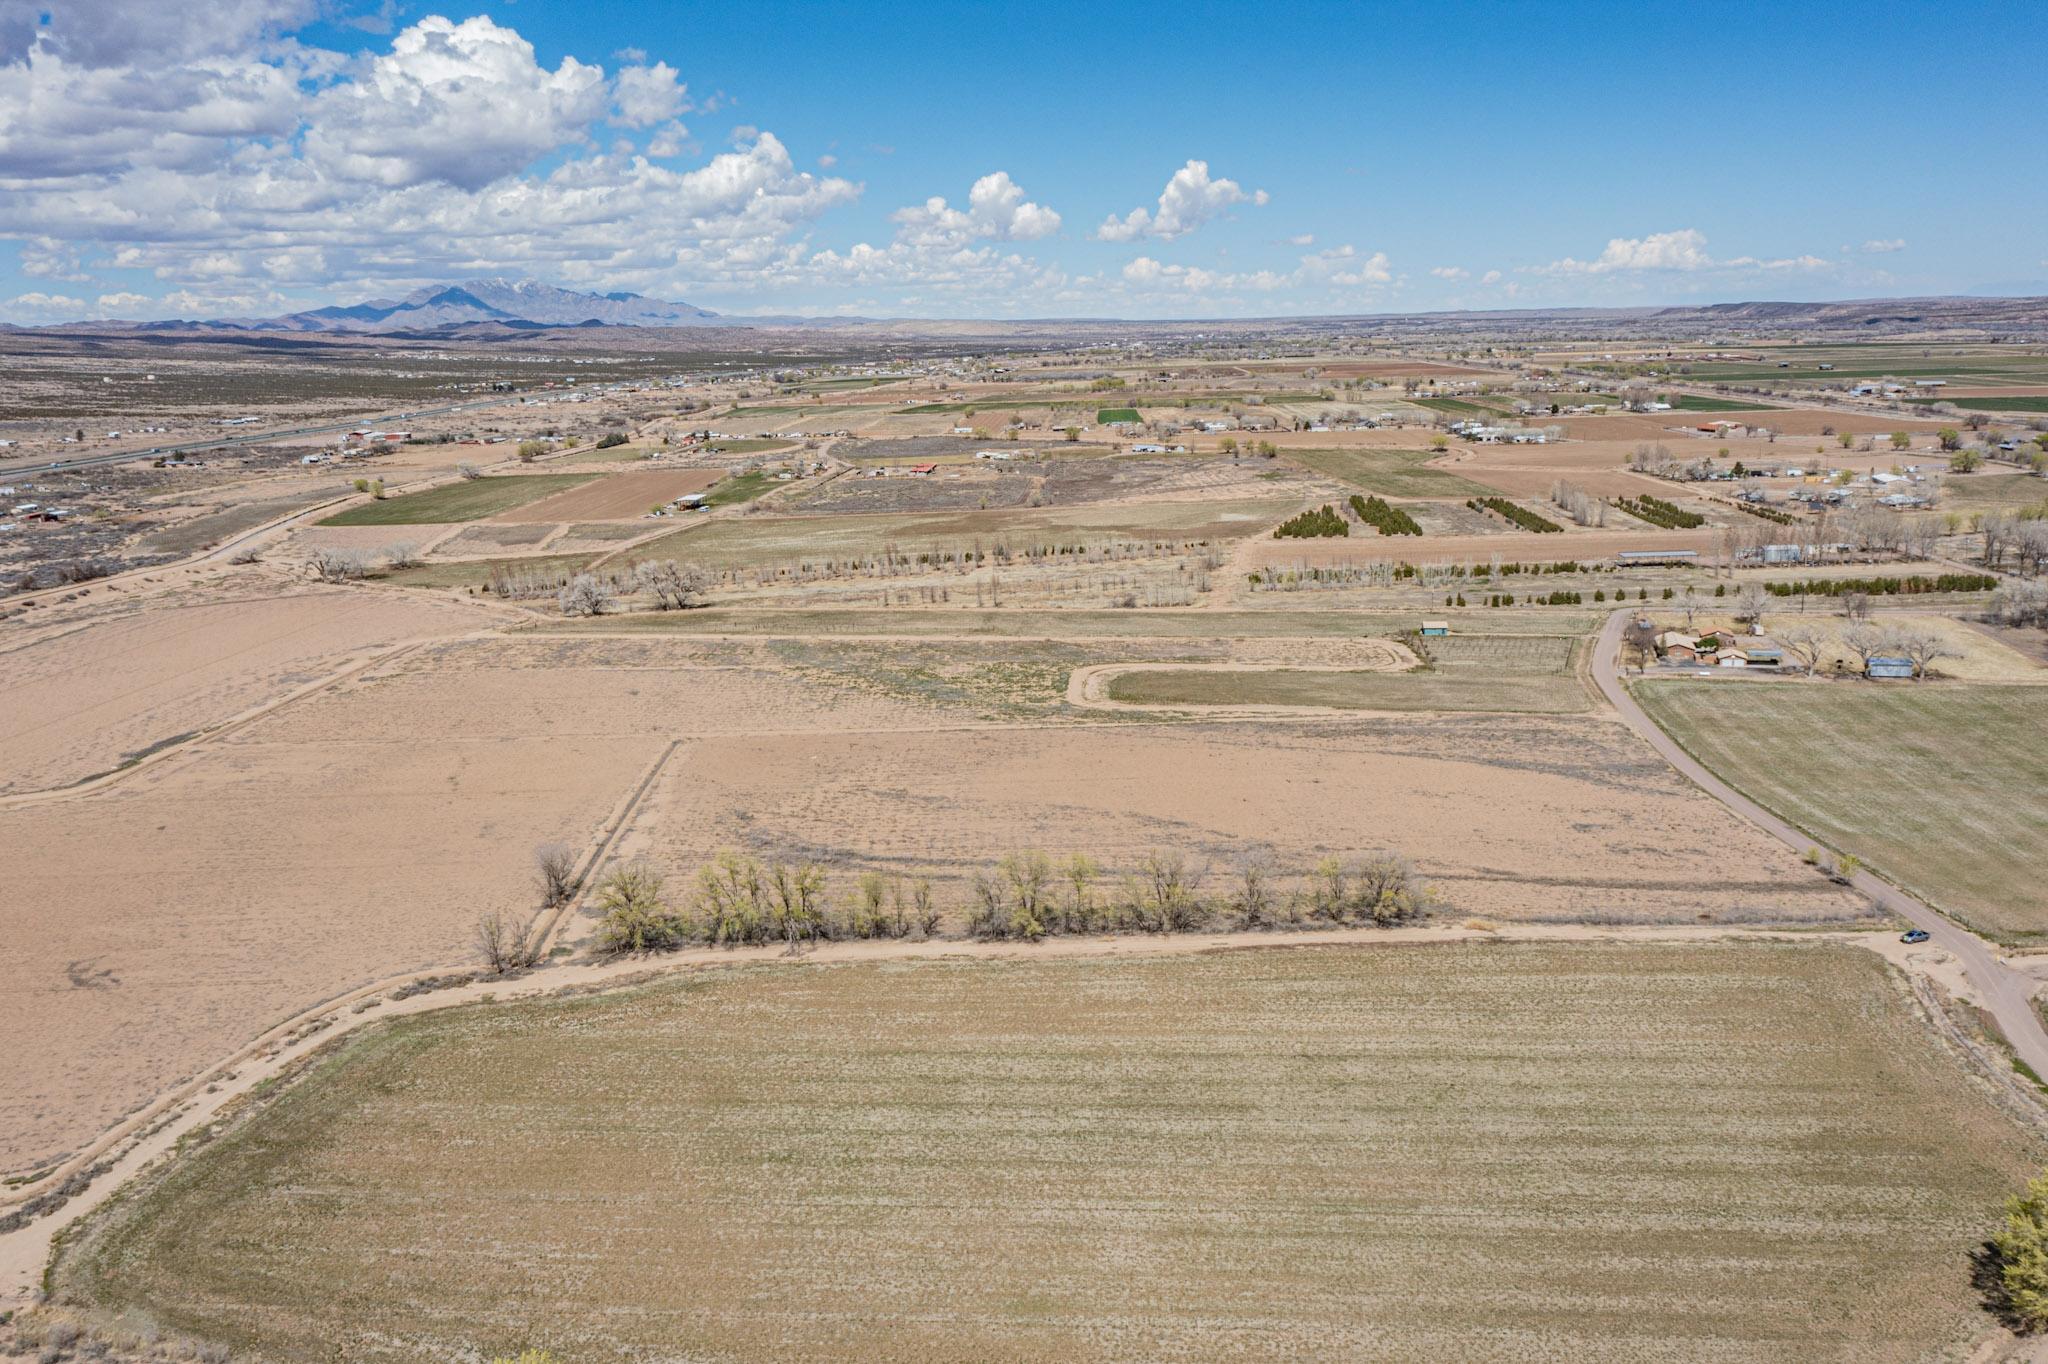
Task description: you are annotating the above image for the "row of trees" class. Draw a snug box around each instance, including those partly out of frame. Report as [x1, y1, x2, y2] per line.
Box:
[576, 849, 1439, 956]
[1350, 494, 1422, 536]
[1549, 480, 1608, 527]
[1981, 510, 2048, 576]
[1273, 505, 1349, 539]
[556, 559, 711, 615]
[1466, 496, 1563, 533]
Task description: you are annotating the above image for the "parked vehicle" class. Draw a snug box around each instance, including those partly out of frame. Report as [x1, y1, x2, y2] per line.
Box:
[1901, 929, 1931, 944]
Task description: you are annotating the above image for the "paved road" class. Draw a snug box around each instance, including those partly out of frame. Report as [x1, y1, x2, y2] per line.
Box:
[1592, 608, 2048, 1077]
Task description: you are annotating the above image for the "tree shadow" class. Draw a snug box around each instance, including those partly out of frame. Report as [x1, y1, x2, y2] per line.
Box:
[1973, 1238, 2033, 1333]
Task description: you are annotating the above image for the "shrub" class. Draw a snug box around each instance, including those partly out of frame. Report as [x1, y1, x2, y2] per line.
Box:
[457, 462, 482, 480]
[516, 440, 546, 462]
[1990, 1169, 2048, 1328]
[595, 432, 630, 449]
[593, 864, 687, 953]
[383, 542, 423, 570]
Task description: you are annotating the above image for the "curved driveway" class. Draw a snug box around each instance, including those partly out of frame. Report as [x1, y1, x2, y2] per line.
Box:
[1593, 609, 2048, 1078]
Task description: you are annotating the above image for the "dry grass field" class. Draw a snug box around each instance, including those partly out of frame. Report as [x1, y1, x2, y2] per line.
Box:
[53, 942, 2038, 1363]
[1636, 680, 2048, 941]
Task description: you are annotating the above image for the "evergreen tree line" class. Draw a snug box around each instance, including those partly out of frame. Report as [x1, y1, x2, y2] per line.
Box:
[1467, 497, 1564, 533]
[1350, 493, 1423, 536]
[1273, 505, 1350, 538]
[1615, 494, 1706, 529]
[1763, 573, 1997, 597]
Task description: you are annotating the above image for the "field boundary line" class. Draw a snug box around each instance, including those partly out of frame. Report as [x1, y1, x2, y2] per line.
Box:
[0, 637, 432, 809]
[529, 737, 686, 955]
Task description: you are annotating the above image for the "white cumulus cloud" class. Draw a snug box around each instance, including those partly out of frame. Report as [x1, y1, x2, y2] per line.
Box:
[611, 60, 689, 129]
[1538, 228, 1830, 277]
[1429, 265, 1469, 280]
[301, 16, 608, 191]
[1097, 159, 1267, 241]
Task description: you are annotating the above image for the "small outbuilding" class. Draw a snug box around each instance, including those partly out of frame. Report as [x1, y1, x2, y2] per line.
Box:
[1420, 620, 1450, 637]
[1867, 656, 1914, 680]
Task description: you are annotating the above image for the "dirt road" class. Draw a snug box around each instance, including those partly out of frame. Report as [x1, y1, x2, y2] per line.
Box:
[1593, 608, 2048, 1078]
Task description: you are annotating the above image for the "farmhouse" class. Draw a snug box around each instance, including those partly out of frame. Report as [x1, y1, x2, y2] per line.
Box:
[1658, 631, 1702, 661]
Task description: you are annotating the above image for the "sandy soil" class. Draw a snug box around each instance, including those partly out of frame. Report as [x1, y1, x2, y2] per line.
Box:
[0, 581, 494, 794]
[632, 716, 1866, 931]
[492, 468, 724, 522]
[0, 718, 658, 1174]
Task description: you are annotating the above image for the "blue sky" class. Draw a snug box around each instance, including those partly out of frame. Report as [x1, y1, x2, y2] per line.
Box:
[3, 0, 2044, 321]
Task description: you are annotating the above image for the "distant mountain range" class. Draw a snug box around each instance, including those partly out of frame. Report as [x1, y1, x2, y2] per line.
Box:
[146, 279, 729, 334]
[6, 286, 2043, 341]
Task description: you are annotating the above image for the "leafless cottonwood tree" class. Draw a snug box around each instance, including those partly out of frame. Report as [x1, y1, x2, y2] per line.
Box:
[534, 842, 579, 907]
[475, 910, 544, 974]
[1891, 627, 1960, 680]
[557, 573, 613, 616]
[634, 559, 711, 609]
[1776, 622, 1827, 675]
[1842, 621, 1891, 672]
[311, 548, 369, 582]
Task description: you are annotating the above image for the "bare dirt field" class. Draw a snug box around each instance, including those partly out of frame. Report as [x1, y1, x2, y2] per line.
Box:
[0, 581, 494, 794]
[0, 662, 657, 1172]
[491, 468, 724, 522]
[626, 499, 1301, 569]
[50, 941, 2038, 1363]
[632, 713, 1865, 930]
